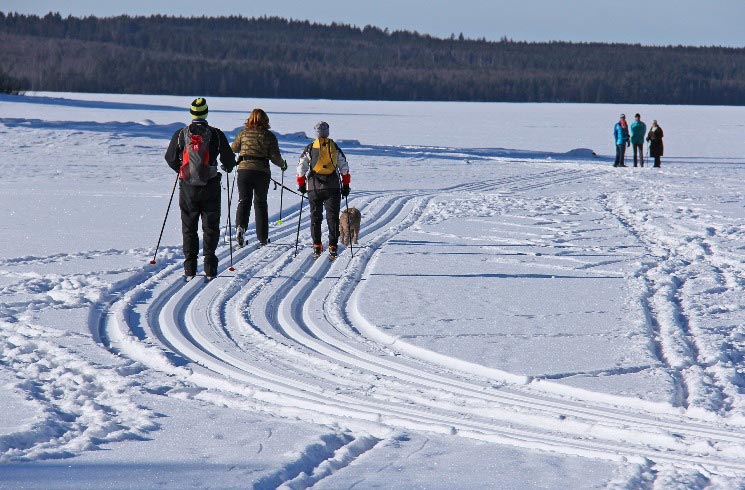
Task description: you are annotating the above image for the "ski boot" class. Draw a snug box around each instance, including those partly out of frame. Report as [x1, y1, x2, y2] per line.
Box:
[237, 226, 245, 247]
[312, 244, 324, 259]
[328, 245, 338, 261]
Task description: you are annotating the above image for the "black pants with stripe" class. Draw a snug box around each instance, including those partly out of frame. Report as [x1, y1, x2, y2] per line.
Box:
[179, 175, 221, 276]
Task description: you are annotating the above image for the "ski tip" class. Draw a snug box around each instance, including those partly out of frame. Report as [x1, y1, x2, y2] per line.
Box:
[149, 259, 156, 265]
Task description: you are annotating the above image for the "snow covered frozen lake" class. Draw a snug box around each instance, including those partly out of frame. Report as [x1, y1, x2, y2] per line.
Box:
[2, 92, 745, 488]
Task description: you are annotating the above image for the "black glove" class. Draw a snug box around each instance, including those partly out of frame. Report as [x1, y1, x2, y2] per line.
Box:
[220, 164, 232, 173]
[298, 184, 306, 194]
[280, 159, 288, 172]
[341, 184, 350, 197]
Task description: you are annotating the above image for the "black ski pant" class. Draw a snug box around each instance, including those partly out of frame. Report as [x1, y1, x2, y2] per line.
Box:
[653, 156, 661, 167]
[236, 169, 271, 243]
[633, 144, 644, 167]
[307, 188, 341, 247]
[179, 176, 221, 276]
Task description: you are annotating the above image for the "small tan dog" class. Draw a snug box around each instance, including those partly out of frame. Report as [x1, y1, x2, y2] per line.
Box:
[339, 207, 361, 245]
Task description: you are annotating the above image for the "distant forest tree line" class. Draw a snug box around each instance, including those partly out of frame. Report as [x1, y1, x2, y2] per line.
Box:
[2, 12, 745, 105]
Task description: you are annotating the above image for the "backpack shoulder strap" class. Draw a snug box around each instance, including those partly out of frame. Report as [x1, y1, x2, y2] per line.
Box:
[180, 126, 190, 156]
[328, 139, 337, 164]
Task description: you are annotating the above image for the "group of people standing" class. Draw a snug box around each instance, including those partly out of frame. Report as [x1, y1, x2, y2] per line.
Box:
[164, 98, 351, 280]
[613, 113, 664, 168]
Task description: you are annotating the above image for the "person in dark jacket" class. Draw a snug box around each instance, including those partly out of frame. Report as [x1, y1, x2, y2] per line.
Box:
[613, 114, 630, 167]
[230, 108, 287, 247]
[647, 120, 664, 168]
[164, 98, 236, 280]
[629, 113, 647, 167]
[296, 121, 351, 260]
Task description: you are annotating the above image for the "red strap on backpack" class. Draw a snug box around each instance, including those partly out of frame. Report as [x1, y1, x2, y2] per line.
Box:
[184, 134, 204, 163]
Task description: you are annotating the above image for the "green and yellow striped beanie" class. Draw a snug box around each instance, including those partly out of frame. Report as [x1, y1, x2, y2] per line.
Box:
[190, 98, 208, 119]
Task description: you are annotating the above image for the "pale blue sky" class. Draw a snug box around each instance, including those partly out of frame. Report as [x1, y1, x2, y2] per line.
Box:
[3, 0, 744, 47]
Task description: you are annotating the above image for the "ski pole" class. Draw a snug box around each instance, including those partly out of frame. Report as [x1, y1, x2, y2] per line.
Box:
[224, 167, 237, 243]
[150, 173, 179, 264]
[225, 171, 236, 271]
[294, 193, 305, 257]
[223, 177, 231, 244]
[278, 169, 285, 225]
[270, 177, 303, 197]
[345, 194, 354, 258]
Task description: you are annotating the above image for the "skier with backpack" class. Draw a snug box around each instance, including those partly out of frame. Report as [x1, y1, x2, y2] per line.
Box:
[230, 108, 288, 248]
[164, 98, 236, 281]
[296, 121, 351, 260]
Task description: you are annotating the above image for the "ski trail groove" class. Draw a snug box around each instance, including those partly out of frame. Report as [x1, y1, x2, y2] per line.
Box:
[600, 187, 735, 416]
[97, 166, 745, 477]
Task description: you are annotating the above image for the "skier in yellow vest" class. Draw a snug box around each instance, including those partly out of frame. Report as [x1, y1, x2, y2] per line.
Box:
[296, 121, 351, 260]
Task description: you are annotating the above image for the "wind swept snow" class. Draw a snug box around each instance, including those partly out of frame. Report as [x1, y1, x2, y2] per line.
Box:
[3, 92, 745, 488]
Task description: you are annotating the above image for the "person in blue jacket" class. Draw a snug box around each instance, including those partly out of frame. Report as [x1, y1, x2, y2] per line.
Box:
[629, 113, 647, 167]
[613, 114, 630, 167]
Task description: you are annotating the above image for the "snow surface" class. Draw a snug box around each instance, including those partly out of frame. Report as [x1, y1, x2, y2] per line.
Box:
[2, 92, 745, 488]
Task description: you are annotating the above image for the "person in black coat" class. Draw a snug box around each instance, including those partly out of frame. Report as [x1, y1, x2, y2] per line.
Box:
[164, 98, 236, 280]
[646, 120, 664, 168]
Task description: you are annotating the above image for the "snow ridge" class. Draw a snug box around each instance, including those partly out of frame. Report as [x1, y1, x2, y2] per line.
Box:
[253, 432, 380, 490]
[0, 318, 156, 462]
[602, 184, 745, 419]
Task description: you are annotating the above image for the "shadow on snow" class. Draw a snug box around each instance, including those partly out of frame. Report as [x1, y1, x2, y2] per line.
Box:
[0, 114, 603, 164]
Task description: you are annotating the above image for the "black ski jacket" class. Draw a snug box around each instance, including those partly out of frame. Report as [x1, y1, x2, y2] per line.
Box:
[165, 119, 237, 175]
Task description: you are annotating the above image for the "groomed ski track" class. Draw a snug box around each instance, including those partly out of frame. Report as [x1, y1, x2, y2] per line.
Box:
[100, 166, 745, 481]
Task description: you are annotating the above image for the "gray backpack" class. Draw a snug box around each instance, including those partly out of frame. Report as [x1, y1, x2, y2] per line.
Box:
[179, 126, 217, 185]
